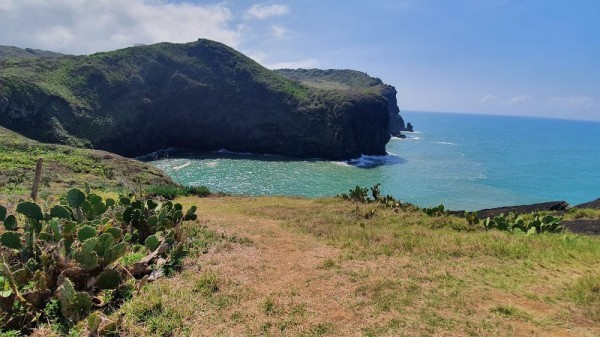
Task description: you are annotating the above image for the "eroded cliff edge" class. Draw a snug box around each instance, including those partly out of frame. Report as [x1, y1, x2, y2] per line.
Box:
[0, 40, 390, 160]
[274, 68, 409, 135]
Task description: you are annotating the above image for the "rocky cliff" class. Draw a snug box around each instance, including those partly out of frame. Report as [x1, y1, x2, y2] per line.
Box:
[274, 68, 408, 135]
[0, 39, 390, 160]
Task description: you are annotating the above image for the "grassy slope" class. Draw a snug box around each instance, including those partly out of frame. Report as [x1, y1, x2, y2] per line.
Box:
[0, 126, 171, 198]
[118, 196, 600, 337]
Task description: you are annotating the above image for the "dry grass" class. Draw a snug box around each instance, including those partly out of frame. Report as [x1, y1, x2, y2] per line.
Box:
[117, 196, 600, 336]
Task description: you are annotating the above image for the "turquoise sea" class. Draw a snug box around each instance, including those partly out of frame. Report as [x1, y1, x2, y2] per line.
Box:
[148, 112, 600, 210]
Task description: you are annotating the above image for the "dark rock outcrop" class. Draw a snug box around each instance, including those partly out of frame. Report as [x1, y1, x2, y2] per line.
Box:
[574, 198, 600, 209]
[562, 219, 600, 235]
[380, 85, 405, 135]
[476, 201, 569, 218]
[451, 201, 570, 218]
[0, 40, 391, 160]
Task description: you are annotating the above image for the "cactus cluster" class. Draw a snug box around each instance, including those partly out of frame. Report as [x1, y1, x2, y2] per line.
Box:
[339, 184, 414, 214]
[483, 212, 564, 234]
[0, 185, 198, 334]
[464, 211, 480, 225]
[422, 204, 448, 217]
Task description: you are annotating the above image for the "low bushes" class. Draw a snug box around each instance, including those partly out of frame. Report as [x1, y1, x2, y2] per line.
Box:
[339, 184, 565, 235]
[145, 184, 210, 200]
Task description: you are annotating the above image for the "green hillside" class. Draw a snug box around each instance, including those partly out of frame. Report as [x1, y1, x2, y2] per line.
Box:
[0, 39, 390, 160]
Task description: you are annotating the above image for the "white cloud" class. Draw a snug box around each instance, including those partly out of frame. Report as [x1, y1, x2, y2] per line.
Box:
[550, 96, 595, 109]
[262, 59, 318, 70]
[269, 25, 288, 39]
[0, 0, 240, 54]
[245, 50, 317, 69]
[480, 94, 533, 105]
[245, 4, 289, 20]
[479, 94, 499, 103]
[508, 95, 532, 104]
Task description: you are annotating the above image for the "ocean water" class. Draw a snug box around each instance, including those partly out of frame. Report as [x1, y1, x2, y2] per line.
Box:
[148, 112, 600, 210]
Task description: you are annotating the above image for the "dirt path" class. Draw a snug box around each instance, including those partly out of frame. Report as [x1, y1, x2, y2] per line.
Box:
[187, 202, 373, 336]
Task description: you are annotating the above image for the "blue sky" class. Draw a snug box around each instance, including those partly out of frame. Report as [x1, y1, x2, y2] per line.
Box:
[0, 0, 598, 121]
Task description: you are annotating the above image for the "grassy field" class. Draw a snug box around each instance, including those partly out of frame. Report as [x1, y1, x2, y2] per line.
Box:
[115, 196, 600, 337]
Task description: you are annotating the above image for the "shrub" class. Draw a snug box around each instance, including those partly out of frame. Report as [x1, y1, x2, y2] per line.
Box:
[145, 185, 210, 200]
[422, 204, 447, 217]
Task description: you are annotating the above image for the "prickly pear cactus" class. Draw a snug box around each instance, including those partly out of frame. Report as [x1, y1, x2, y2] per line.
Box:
[59, 278, 93, 321]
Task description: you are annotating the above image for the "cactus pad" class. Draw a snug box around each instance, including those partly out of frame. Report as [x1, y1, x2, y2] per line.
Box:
[78, 226, 97, 242]
[145, 235, 160, 252]
[95, 269, 122, 290]
[1, 231, 22, 250]
[59, 278, 93, 321]
[50, 205, 72, 219]
[75, 251, 99, 271]
[66, 188, 86, 208]
[95, 233, 114, 258]
[104, 227, 122, 240]
[3, 215, 18, 230]
[106, 198, 116, 207]
[16, 201, 43, 220]
[0, 205, 6, 221]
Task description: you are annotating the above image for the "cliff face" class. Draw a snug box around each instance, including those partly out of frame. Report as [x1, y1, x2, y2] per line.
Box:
[275, 68, 406, 135]
[0, 40, 390, 160]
